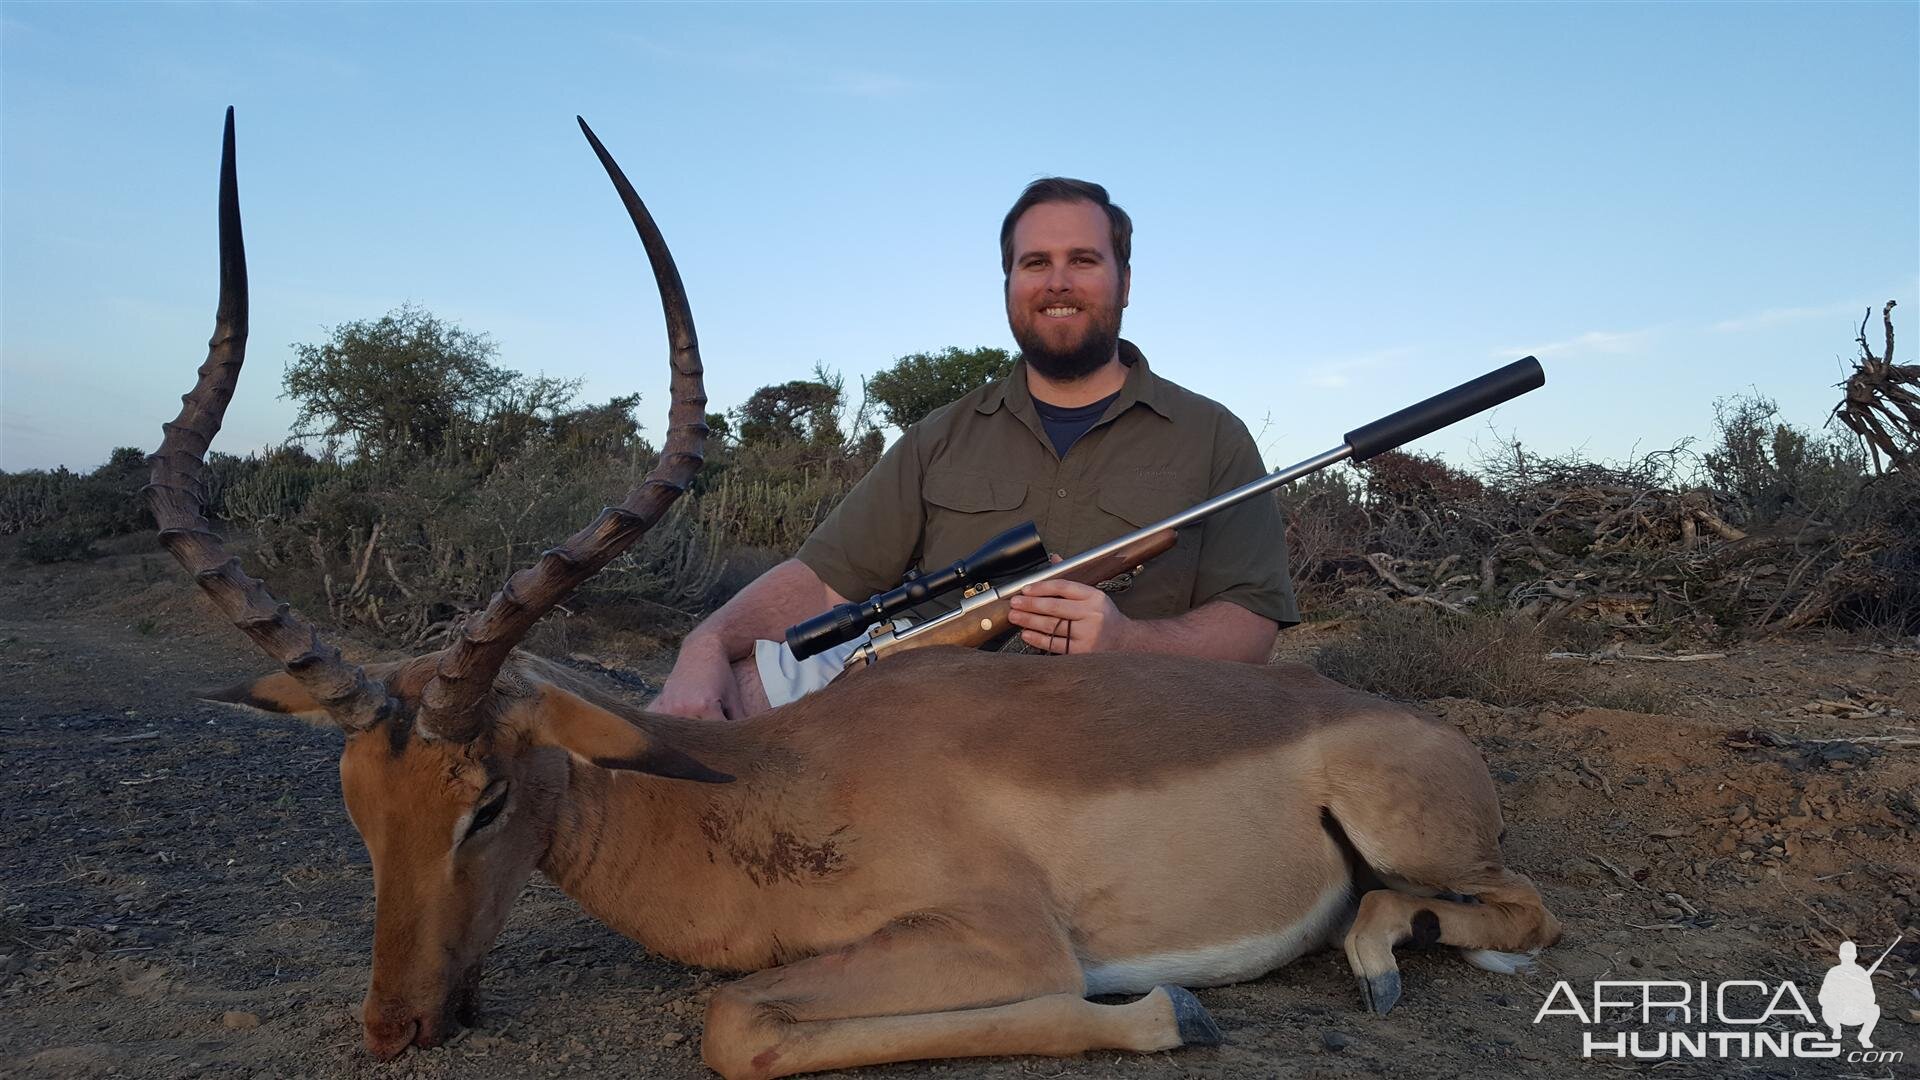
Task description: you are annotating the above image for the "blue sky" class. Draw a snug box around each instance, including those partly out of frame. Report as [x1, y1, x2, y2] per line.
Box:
[3, 2, 1916, 475]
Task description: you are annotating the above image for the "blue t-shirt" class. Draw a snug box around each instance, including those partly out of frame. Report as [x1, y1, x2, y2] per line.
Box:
[1032, 389, 1121, 459]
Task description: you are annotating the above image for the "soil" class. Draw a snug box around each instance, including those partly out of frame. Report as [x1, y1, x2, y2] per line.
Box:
[4, 540, 1917, 1079]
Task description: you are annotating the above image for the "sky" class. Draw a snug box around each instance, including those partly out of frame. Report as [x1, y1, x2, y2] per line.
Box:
[2, 2, 1916, 477]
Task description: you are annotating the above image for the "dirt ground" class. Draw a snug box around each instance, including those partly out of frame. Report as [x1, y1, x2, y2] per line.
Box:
[3, 540, 1917, 1079]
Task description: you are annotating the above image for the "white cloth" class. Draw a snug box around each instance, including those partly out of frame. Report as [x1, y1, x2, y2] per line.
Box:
[753, 620, 912, 708]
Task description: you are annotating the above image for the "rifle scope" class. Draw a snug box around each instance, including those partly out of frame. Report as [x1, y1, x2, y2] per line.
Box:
[785, 521, 1047, 660]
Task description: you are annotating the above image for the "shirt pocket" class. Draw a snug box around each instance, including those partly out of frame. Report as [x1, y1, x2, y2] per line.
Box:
[920, 468, 1030, 568]
[1091, 474, 1204, 617]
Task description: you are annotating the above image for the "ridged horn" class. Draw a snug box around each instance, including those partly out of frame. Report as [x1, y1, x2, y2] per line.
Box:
[147, 108, 396, 732]
[414, 117, 708, 740]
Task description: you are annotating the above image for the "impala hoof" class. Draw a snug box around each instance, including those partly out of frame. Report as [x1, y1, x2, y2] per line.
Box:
[1158, 984, 1221, 1046]
[1357, 971, 1402, 1016]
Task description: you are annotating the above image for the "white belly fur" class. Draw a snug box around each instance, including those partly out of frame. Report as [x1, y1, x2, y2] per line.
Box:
[1079, 880, 1354, 995]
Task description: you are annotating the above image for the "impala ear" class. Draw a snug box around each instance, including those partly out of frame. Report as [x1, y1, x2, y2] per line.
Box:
[202, 670, 329, 718]
[201, 661, 411, 723]
[531, 685, 734, 783]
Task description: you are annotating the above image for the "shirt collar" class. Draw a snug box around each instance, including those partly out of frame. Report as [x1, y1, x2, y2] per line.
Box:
[977, 338, 1174, 423]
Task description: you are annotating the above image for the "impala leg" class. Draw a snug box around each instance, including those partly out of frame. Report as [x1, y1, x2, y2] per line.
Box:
[1342, 873, 1560, 1015]
[699, 907, 1219, 1080]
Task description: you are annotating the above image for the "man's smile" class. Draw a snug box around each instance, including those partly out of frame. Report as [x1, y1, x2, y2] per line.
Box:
[1042, 305, 1082, 318]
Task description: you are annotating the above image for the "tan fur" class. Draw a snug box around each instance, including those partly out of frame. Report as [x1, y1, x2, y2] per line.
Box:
[218, 645, 1561, 1077]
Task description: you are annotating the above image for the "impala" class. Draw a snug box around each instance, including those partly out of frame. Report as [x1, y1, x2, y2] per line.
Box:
[150, 110, 1562, 1079]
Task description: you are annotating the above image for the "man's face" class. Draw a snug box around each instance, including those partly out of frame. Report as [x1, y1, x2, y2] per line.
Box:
[1005, 199, 1131, 382]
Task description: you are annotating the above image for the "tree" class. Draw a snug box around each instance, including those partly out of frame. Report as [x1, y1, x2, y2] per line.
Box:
[865, 346, 1016, 431]
[731, 368, 847, 449]
[549, 393, 647, 458]
[283, 304, 530, 462]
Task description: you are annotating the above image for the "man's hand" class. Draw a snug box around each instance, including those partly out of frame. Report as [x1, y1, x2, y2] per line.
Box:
[650, 634, 743, 722]
[1007, 579, 1134, 654]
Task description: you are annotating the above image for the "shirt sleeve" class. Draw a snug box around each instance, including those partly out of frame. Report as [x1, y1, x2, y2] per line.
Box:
[1188, 413, 1301, 628]
[795, 425, 928, 603]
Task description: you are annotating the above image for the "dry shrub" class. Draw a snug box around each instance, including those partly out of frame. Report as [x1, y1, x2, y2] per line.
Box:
[243, 428, 871, 646]
[1276, 467, 1367, 605]
[1313, 604, 1671, 712]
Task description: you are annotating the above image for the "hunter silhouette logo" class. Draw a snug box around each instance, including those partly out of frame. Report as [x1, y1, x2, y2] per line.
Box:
[1534, 935, 1905, 1064]
[1819, 938, 1897, 1049]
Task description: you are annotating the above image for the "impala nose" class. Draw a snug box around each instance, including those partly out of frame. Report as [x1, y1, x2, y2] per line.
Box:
[362, 1015, 419, 1061]
[363, 985, 473, 1059]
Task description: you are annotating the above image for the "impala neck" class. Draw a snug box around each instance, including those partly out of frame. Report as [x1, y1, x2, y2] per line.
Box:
[538, 721, 824, 971]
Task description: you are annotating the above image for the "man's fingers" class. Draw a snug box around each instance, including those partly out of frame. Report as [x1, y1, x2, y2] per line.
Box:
[1020, 628, 1068, 654]
[1009, 593, 1094, 619]
[1008, 608, 1082, 634]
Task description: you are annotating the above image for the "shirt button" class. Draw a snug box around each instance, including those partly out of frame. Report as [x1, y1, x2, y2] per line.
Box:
[1056, 488, 1068, 498]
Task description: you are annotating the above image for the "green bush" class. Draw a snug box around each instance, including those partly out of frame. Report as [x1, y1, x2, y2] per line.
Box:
[207, 446, 345, 526]
[18, 524, 101, 564]
[1704, 393, 1869, 526]
[0, 469, 72, 535]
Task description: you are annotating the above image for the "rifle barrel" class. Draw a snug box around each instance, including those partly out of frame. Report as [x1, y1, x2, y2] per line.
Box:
[857, 355, 1546, 663]
[997, 356, 1542, 599]
[998, 444, 1353, 596]
[1864, 934, 1903, 977]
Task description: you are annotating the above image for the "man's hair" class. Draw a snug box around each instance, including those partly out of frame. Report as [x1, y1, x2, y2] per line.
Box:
[998, 178, 1132, 276]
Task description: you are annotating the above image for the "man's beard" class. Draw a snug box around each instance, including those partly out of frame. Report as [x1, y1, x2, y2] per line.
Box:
[1011, 301, 1123, 383]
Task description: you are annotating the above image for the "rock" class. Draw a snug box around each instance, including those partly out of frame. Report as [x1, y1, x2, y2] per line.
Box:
[221, 1011, 260, 1030]
[659, 1031, 686, 1047]
[1320, 1030, 1350, 1052]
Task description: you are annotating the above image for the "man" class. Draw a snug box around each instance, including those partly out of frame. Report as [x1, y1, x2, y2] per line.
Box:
[652, 178, 1298, 722]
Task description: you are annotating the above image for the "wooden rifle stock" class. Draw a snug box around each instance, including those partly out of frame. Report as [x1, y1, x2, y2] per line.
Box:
[857, 528, 1177, 663]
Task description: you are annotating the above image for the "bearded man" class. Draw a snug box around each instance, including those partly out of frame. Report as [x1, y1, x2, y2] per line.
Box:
[652, 178, 1298, 722]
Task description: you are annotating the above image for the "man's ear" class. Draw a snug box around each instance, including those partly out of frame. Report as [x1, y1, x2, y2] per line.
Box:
[1119, 265, 1131, 309]
[531, 685, 733, 783]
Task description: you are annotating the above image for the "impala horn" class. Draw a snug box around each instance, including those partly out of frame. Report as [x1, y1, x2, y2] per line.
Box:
[414, 117, 708, 741]
[146, 107, 397, 732]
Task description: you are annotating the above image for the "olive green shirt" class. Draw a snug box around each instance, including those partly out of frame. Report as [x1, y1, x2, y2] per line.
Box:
[797, 341, 1300, 628]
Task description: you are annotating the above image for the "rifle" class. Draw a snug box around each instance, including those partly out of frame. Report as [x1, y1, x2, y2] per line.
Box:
[786, 355, 1546, 668]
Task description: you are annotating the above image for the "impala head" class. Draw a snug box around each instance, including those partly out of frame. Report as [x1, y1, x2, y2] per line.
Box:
[217, 656, 729, 1058]
[148, 109, 713, 1060]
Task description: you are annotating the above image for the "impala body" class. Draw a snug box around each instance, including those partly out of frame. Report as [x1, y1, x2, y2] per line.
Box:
[154, 111, 1560, 1079]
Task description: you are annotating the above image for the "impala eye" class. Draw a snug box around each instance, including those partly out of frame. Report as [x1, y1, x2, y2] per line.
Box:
[466, 784, 509, 838]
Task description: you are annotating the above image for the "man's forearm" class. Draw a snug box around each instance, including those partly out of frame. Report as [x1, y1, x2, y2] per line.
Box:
[1120, 600, 1277, 664]
[685, 558, 846, 662]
